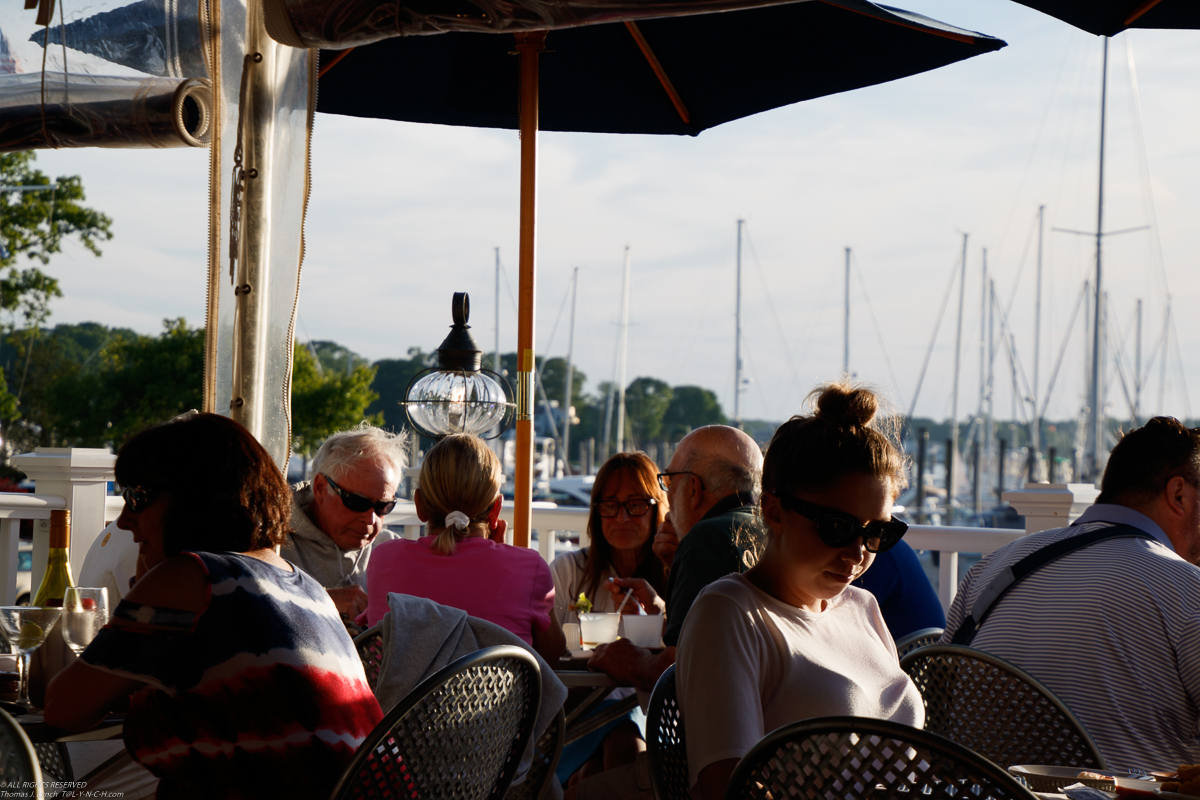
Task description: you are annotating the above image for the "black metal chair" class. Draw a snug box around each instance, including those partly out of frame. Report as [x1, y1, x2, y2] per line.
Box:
[900, 644, 1106, 770]
[723, 715, 1038, 800]
[33, 743, 71, 798]
[503, 708, 564, 800]
[646, 664, 688, 800]
[0, 706, 43, 799]
[894, 626, 944, 659]
[352, 623, 385, 693]
[330, 645, 541, 800]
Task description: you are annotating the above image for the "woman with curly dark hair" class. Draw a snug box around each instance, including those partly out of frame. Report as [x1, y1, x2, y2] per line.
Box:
[46, 414, 382, 800]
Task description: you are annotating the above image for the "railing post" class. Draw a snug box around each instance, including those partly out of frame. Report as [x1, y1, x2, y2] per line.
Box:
[1001, 482, 1099, 535]
[11, 448, 117, 590]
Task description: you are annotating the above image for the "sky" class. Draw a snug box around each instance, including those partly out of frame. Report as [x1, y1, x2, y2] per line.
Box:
[21, 0, 1200, 429]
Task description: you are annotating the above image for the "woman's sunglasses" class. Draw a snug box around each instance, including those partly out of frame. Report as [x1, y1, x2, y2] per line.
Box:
[771, 490, 907, 553]
[323, 475, 398, 516]
[122, 485, 160, 514]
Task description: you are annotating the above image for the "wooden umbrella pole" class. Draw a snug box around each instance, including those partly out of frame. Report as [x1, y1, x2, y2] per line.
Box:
[513, 30, 546, 549]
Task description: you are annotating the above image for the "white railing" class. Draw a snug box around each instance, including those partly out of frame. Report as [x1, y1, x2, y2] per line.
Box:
[0, 445, 1093, 619]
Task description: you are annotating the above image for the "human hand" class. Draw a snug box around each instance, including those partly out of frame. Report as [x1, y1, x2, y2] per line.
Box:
[653, 518, 679, 568]
[587, 638, 656, 689]
[604, 577, 663, 615]
[327, 585, 369, 618]
[488, 518, 508, 544]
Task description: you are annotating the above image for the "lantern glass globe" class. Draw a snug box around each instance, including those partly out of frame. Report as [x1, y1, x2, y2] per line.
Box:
[406, 369, 509, 436]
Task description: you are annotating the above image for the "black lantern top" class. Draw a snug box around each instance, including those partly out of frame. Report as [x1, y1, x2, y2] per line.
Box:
[435, 292, 483, 372]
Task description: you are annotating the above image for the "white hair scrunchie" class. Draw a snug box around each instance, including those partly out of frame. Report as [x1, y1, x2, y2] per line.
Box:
[444, 511, 471, 531]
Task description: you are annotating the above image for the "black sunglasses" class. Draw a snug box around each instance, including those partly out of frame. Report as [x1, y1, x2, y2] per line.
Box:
[323, 475, 398, 516]
[595, 498, 657, 518]
[122, 485, 160, 514]
[772, 490, 907, 554]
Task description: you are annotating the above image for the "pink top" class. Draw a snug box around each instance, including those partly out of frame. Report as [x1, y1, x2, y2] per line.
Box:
[358, 536, 555, 644]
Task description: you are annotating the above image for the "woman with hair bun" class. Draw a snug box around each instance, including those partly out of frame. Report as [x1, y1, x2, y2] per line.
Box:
[677, 382, 925, 800]
[359, 433, 565, 663]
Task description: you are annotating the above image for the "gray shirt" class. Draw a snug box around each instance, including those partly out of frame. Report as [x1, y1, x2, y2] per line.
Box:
[280, 481, 400, 590]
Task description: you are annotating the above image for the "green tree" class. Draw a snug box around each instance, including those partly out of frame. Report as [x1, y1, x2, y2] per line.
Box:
[0, 153, 113, 330]
[662, 385, 726, 439]
[306, 340, 370, 375]
[624, 377, 673, 447]
[292, 342, 382, 456]
[539, 357, 586, 415]
[52, 319, 204, 449]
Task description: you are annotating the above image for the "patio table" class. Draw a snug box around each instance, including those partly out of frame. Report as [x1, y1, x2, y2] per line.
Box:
[555, 655, 640, 744]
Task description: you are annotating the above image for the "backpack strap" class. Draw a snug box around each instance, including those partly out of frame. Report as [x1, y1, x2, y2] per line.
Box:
[950, 523, 1153, 646]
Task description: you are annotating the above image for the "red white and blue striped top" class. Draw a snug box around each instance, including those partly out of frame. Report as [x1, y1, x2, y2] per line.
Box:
[83, 551, 383, 800]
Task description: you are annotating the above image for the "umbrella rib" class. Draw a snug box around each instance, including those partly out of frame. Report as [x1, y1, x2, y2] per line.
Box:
[1123, 0, 1164, 26]
[624, 21, 690, 125]
[318, 47, 357, 78]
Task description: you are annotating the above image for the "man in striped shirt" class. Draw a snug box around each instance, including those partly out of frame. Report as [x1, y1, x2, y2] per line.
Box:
[943, 416, 1200, 773]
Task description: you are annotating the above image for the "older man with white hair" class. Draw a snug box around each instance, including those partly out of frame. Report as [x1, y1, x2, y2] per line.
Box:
[283, 424, 409, 618]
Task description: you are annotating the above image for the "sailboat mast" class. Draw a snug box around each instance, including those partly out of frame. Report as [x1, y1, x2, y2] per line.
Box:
[734, 219, 744, 426]
[494, 247, 501, 375]
[1032, 204, 1044, 472]
[615, 246, 631, 454]
[1088, 37, 1109, 482]
[950, 232, 968, 514]
[979, 247, 987, 500]
[562, 266, 578, 474]
[844, 247, 851, 376]
[1135, 298, 1143, 424]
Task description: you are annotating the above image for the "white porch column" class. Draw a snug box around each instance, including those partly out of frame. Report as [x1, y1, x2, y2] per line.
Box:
[1002, 482, 1099, 535]
[12, 448, 117, 590]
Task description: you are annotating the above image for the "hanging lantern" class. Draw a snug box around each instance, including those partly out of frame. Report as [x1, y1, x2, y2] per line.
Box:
[403, 292, 514, 439]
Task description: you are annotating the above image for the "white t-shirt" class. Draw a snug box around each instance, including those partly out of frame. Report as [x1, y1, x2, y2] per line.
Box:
[676, 573, 924, 787]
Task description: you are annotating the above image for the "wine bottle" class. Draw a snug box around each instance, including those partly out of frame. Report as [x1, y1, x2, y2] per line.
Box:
[32, 509, 75, 607]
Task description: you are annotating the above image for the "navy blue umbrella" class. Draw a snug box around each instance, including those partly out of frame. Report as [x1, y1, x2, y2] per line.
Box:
[316, 0, 1005, 136]
[311, 0, 1004, 545]
[1003, 0, 1199, 38]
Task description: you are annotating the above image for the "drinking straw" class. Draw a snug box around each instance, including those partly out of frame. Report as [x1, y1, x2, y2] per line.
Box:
[614, 587, 634, 615]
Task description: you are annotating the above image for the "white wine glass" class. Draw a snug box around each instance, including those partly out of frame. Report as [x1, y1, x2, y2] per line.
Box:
[63, 587, 109, 657]
[0, 606, 62, 709]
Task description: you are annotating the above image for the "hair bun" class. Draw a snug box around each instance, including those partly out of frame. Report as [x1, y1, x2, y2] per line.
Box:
[813, 382, 878, 429]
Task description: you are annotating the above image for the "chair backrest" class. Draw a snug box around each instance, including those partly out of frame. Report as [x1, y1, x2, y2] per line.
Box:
[504, 707, 564, 800]
[723, 715, 1038, 800]
[646, 664, 689, 800]
[900, 644, 1106, 770]
[331, 645, 541, 800]
[894, 626, 944, 659]
[0, 707, 43, 800]
[352, 623, 385, 692]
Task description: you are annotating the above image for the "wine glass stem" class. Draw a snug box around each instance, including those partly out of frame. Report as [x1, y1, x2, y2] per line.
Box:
[16, 650, 30, 708]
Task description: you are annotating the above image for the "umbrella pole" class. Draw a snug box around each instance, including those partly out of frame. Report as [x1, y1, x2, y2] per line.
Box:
[513, 31, 546, 549]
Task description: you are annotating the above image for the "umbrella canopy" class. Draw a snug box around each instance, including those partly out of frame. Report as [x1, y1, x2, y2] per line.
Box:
[1003, 0, 1199, 37]
[297, 0, 1005, 545]
[316, 0, 1005, 136]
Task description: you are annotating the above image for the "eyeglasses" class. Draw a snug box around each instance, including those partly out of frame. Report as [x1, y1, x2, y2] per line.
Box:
[323, 475, 398, 516]
[657, 471, 706, 493]
[772, 490, 907, 554]
[595, 498, 657, 518]
[122, 485, 160, 514]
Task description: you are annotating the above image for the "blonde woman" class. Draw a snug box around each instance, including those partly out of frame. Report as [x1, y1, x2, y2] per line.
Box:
[359, 434, 565, 663]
